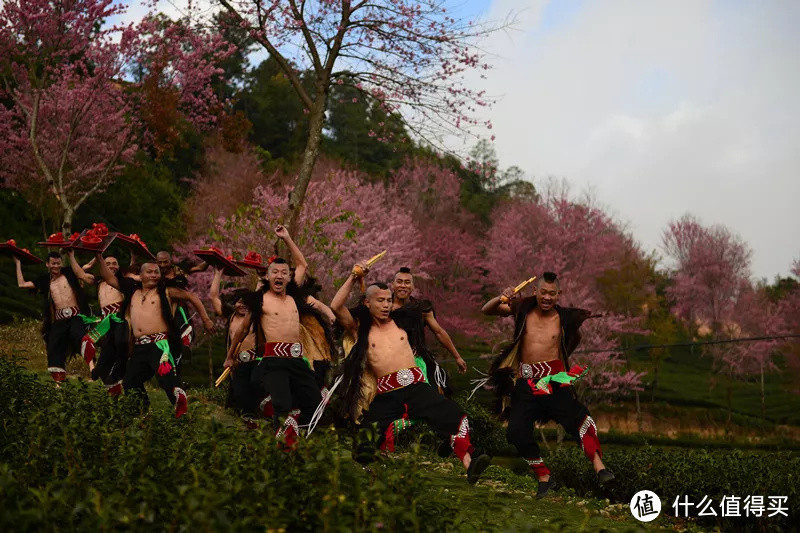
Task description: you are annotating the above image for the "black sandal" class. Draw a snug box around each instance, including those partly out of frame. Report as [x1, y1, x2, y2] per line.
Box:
[536, 479, 552, 499]
[467, 453, 491, 485]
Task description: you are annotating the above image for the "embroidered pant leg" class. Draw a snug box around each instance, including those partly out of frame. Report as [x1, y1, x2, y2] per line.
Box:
[66, 315, 85, 356]
[361, 391, 407, 452]
[260, 359, 292, 426]
[124, 344, 182, 407]
[403, 383, 473, 460]
[287, 359, 323, 427]
[507, 379, 551, 477]
[94, 319, 128, 388]
[45, 317, 84, 381]
[249, 362, 271, 417]
[231, 361, 259, 417]
[549, 385, 601, 460]
[123, 344, 155, 409]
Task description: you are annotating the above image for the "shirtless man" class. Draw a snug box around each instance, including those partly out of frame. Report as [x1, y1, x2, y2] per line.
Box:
[96, 253, 214, 417]
[391, 267, 467, 385]
[481, 271, 614, 498]
[210, 268, 268, 426]
[331, 262, 491, 484]
[156, 250, 208, 358]
[156, 251, 209, 287]
[224, 225, 318, 446]
[68, 249, 129, 395]
[14, 252, 91, 383]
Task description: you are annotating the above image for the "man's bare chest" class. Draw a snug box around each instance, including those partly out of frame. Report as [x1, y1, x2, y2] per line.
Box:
[130, 289, 162, 316]
[261, 295, 298, 321]
[98, 282, 123, 304]
[49, 276, 71, 296]
[368, 324, 409, 350]
[524, 313, 561, 343]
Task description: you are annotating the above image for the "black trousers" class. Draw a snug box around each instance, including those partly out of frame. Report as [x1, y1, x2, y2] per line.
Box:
[362, 382, 465, 446]
[123, 343, 181, 407]
[252, 358, 321, 426]
[46, 317, 85, 370]
[92, 319, 129, 386]
[506, 379, 592, 460]
[230, 360, 266, 417]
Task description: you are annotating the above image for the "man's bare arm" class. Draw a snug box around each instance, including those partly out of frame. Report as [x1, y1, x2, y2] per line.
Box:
[223, 317, 252, 368]
[167, 287, 215, 334]
[188, 261, 209, 274]
[94, 252, 121, 289]
[276, 225, 308, 286]
[68, 250, 95, 284]
[13, 257, 35, 289]
[81, 256, 97, 272]
[423, 312, 467, 373]
[306, 295, 336, 324]
[209, 268, 224, 316]
[330, 269, 364, 336]
[481, 287, 516, 316]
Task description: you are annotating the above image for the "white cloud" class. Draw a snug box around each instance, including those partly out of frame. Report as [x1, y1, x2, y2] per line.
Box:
[462, 0, 800, 279]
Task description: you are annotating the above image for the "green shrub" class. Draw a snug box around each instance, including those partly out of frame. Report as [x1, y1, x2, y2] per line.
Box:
[545, 445, 798, 532]
[0, 359, 460, 532]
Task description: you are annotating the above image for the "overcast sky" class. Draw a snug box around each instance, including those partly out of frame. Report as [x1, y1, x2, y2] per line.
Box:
[113, 0, 799, 280]
[454, 0, 800, 280]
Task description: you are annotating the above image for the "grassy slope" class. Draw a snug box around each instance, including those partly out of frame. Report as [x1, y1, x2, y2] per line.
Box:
[1, 321, 794, 531]
[144, 389, 691, 532]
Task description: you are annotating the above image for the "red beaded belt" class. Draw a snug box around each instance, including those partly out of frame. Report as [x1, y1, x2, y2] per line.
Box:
[376, 367, 426, 394]
[262, 342, 304, 358]
[54, 306, 80, 321]
[101, 302, 123, 317]
[135, 332, 168, 345]
[519, 359, 565, 379]
[238, 347, 257, 363]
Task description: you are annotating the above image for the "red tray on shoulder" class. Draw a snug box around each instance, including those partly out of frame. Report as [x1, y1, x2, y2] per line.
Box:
[0, 241, 43, 265]
[71, 229, 118, 253]
[37, 231, 80, 248]
[115, 233, 156, 261]
[235, 251, 269, 274]
[194, 248, 246, 277]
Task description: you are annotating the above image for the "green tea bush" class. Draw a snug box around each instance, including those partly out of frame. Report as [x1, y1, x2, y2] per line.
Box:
[0, 359, 460, 532]
[545, 445, 798, 532]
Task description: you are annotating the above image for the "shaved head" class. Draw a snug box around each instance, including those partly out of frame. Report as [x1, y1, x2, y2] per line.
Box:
[364, 282, 392, 322]
[155, 251, 171, 272]
[140, 262, 161, 288]
[365, 283, 390, 299]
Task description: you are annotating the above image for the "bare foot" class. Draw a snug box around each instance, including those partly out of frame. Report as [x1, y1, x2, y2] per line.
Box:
[592, 452, 605, 473]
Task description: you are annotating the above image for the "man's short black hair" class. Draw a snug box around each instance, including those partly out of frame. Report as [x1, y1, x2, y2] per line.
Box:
[229, 288, 250, 303]
[140, 262, 158, 273]
[537, 271, 560, 289]
[269, 257, 288, 267]
[397, 267, 412, 275]
[47, 251, 61, 261]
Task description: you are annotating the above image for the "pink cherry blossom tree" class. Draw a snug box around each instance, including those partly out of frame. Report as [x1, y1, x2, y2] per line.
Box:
[214, 0, 500, 237]
[0, 0, 233, 235]
[661, 213, 752, 333]
[0, 0, 138, 235]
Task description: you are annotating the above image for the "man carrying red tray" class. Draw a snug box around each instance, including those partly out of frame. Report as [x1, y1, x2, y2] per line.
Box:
[67, 249, 130, 395]
[12, 250, 93, 383]
[94, 252, 215, 417]
[155, 250, 209, 371]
